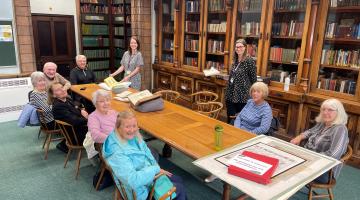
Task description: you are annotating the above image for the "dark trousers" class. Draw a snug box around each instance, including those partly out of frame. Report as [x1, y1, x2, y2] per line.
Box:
[226, 101, 246, 124]
[314, 171, 331, 184]
[169, 175, 187, 200]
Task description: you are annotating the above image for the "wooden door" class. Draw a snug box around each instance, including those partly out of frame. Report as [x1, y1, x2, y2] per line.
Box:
[32, 14, 76, 78]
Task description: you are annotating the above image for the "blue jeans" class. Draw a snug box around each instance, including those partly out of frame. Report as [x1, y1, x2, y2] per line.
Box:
[169, 175, 187, 200]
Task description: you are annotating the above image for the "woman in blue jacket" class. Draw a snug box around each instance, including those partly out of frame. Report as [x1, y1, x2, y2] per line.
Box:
[102, 110, 186, 200]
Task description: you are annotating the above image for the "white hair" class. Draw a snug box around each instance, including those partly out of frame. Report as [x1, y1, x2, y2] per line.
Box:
[43, 62, 57, 70]
[92, 89, 111, 106]
[315, 98, 348, 125]
[30, 71, 46, 87]
[75, 55, 87, 61]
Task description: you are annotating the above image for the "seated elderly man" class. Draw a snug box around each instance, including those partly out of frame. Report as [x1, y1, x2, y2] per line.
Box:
[43, 62, 71, 91]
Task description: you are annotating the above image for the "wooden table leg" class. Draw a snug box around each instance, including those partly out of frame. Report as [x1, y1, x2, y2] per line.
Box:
[222, 182, 231, 200]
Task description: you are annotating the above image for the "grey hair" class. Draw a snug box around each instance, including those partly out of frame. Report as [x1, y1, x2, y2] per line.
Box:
[43, 62, 57, 70]
[315, 98, 348, 125]
[249, 82, 269, 99]
[115, 110, 143, 142]
[91, 89, 111, 106]
[30, 71, 46, 87]
[75, 55, 87, 61]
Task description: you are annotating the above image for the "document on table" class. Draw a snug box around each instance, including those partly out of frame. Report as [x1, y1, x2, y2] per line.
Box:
[228, 154, 273, 176]
[127, 90, 153, 105]
[193, 135, 340, 200]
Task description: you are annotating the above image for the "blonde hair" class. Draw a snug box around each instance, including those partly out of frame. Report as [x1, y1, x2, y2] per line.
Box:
[115, 110, 142, 141]
[249, 82, 269, 99]
[315, 98, 348, 125]
[92, 89, 111, 106]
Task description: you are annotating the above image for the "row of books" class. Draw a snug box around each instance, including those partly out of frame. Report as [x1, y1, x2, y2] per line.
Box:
[272, 21, 304, 37]
[94, 70, 111, 82]
[330, 0, 360, 7]
[321, 49, 360, 68]
[325, 22, 360, 39]
[317, 76, 356, 94]
[162, 22, 174, 33]
[184, 56, 198, 66]
[115, 48, 125, 58]
[112, 5, 125, 15]
[114, 38, 125, 47]
[208, 0, 225, 12]
[184, 38, 199, 51]
[270, 70, 297, 83]
[82, 24, 108, 35]
[163, 39, 174, 50]
[113, 0, 131, 4]
[208, 21, 227, 32]
[238, 0, 262, 12]
[185, 21, 200, 32]
[185, 0, 200, 13]
[83, 37, 109, 47]
[274, 0, 306, 10]
[207, 39, 224, 53]
[81, 0, 106, 4]
[206, 61, 225, 71]
[114, 26, 124, 35]
[237, 21, 260, 36]
[162, 54, 174, 63]
[87, 60, 109, 70]
[80, 4, 108, 14]
[270, 47, 300, 63]
[83, 49, 110, 58]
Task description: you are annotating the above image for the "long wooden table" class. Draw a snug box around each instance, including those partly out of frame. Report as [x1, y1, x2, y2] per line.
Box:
[71, 84, 256, 199]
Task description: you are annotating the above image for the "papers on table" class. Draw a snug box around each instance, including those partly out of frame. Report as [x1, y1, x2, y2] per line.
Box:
[203, 67, 220, 77]
[228, 154, 273, 176]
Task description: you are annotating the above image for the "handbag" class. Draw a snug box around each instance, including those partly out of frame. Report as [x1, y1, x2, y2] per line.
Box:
[153, 175, 176, 200]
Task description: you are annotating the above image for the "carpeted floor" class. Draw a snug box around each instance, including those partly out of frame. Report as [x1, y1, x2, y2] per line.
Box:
[1, 121, 360, 200]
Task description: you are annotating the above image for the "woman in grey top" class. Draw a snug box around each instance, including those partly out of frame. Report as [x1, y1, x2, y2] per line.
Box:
[291, 98, 349, 184]
[110, 36, 144, 90]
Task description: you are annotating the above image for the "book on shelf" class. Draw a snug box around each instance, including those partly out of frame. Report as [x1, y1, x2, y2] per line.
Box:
[274, 0, 306, 10]
[114, 26, 124, 36]
[205, 61, 224, 71]
[238, 21, 260, 36]
[80, 4, 108, 14]
[114, 38, 125, 47]
[270, 47, 300, 63]
[83, 36, 109, 47]
[208, 0, 225, 12]
[238, 0, 262, 11]
[317, 75, 357, 94]
[163, 22, 174, 33]
[94, 70, 111, 82]
[162, 54, 174, 63]
[163, 39, 174, 50]
[325, 21, 360, 39]
[272, 21, 304, 37]
[208, 21, 227, 32]
[112, 5, 124, 14]
[82, 24, 109, 35]
[163, 3, 170, 14]
[81, 0, 107, 4]
[269, 70, 297, 84]
[184, 36, 199, 51]
[207, 39, 224, 53]
[330, 0, 360, 7]
[87, 60, 109, 70]
[321, 49, 360, 68]
[184, 57, 198, 66]
[185, 21, 200, 32]
[125, 4, 131, 13]
[126, 15, 131, 23]
[186, 0, 200, 12]
[84, 49, 109, 58]
[84, 15, 105, 21]
[114, 16, 124, 22]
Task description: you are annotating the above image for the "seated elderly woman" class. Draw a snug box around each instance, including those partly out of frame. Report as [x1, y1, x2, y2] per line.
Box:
[291, 98, 349, 183]
[102, 110, 186, 200]
[49, 82, 88, 146]
[29, 71, 55, 129]
[234, 81, 272, 135]
[88, 89, 118, 143]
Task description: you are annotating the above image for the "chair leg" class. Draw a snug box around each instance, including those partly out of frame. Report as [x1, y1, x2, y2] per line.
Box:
[95, 164, 106, 191]
[64, 149, 72, 168]
[44, 133, 52, 160]
[42, 134, 49, 149]
[308, 186, 313, 200]
[114, 186, 121, 200]
[75, 149, 82, 180]
[38, 128, 42, 139]
[328, 188, 334, 200]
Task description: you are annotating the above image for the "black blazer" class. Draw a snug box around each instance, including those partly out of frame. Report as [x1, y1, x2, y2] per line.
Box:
[69, 67, 96, 85]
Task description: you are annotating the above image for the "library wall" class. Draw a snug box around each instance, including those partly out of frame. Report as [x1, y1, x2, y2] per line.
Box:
[30, 0, 80, 54]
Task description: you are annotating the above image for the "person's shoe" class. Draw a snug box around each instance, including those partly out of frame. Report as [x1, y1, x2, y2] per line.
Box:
[162, 144, 172, 158]
[56, 140, 68, 154]
[204, 174, 218, 183]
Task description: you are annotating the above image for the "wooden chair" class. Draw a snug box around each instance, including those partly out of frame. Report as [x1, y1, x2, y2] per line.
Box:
[94, 143, 113, 191]
[55, 120, 85, 180]
[196, 101, 223, 119]
[37, 109, 63, 160]
[307, 145, 353, 200]
[154, 90, 180, 103]
[190, 91, 219, 111]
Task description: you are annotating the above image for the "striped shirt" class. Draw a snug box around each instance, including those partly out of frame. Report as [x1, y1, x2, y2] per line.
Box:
[234, 99, 272, 135]
[303, 123, 349, 178]
[29, 91, 54, 123]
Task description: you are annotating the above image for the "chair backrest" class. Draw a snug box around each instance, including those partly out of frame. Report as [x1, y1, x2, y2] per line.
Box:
[154, 90, 180, 103]
[196, 101, 223, 119]
[55, 120, 81, 147]
[191, 91, 218, 104]
[327, 145, 353, 185]
[28, 90, 33, 102]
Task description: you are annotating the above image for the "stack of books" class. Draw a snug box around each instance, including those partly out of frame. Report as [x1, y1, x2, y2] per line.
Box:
[184, 57, 198, 66]
[208, 21, 227, 32]
[82, 24, 109, 35]
[321, 49, 360, 68]
[185, 21, 200, 32]
[207, 39, 224, 53]
[272, 21, 304, 37]
[186, 0, 200, 12]
[238, 21, 260, 36]
[274, 0, 306, 10]
[84, 49, 109, 58]
[238, 0, 262, 11]
[83, 37, 109, 47]
[184, 37, 199, 51]
[270, 47, 300, 63]
[325, 20, 360, 39]
[330, 0, 360, 7]
[208, 0, 225, 12]
[317, 74, 357, 94]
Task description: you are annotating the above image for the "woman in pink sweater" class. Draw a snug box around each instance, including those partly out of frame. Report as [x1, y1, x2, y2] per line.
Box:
[88, 89, 118, 143]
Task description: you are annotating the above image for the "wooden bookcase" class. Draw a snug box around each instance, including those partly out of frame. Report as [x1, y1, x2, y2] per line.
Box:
[78, 0, 131, 81]
[153, 0, 360, 167]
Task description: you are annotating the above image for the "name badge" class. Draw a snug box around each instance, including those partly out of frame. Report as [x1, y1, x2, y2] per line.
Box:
[230, 77, 234, 83]
[125, 70, 131, 76]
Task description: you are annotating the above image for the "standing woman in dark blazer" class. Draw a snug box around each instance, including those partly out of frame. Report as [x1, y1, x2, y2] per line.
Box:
[225, 39, 257, 123]
[49, 82, 88, 145]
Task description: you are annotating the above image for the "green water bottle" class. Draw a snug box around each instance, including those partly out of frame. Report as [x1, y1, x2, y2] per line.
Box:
[214, 125, 223, 151]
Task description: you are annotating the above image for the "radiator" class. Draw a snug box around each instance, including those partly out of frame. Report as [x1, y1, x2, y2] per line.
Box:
[0, 77, 33, 123]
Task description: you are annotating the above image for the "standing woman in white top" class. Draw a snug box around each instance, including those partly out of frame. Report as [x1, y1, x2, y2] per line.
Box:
[109, 36, 144, 90]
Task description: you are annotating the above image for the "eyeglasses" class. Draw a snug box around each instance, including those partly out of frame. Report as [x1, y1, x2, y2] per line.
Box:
[321, 108, 337, 113]
[235, 45, 245, 49]
[97, 99, 111, 103]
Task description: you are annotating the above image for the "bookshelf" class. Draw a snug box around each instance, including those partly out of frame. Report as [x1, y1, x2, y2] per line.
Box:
[78, 0, 131, 81]
[158, 0, 176, 66]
